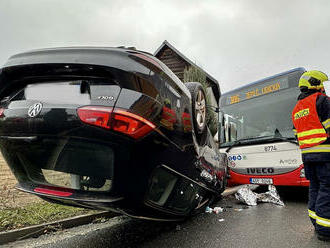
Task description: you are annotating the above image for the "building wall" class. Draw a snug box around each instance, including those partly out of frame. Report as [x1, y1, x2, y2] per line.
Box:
[156, 47, 188, 81]
[156, 47, 217, 91]
[155, 44, 220, 102]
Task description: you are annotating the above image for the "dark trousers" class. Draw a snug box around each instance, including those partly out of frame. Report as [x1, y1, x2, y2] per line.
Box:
[304, 161, 330, 236]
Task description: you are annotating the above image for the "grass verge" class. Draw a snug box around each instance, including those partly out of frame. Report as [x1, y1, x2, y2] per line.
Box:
[0, 202, 97, 232]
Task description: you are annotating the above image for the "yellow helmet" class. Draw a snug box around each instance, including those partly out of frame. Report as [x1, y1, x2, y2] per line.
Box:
[298, 70, 328, 90]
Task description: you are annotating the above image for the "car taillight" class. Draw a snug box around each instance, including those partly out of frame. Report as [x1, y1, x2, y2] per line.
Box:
[112, 109, 156, 139]
[34, 185, 73, 197]
[77, 106, 156, 139]
[77, 106, 112, 129]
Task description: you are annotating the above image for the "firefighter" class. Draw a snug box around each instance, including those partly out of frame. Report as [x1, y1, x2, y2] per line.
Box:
[292, 70, 330, 241]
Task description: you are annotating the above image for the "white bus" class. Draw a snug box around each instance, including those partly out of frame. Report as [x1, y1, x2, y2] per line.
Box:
[219, 68, 309, 186]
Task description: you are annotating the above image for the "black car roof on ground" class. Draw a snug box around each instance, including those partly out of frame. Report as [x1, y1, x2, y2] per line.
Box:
[3, 47, 151, 69]
[1, 46, 191, 99]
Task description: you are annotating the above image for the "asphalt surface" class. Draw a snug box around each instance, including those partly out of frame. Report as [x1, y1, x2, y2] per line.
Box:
[4, 187, 330, 248]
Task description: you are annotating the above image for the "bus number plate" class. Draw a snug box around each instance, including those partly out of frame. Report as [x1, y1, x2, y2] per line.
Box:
[250, 178, 273, 185]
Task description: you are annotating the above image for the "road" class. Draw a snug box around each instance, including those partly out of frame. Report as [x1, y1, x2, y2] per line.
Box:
[5, 187, 330, 248]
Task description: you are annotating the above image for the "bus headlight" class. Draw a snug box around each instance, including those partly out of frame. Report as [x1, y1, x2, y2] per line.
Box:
[300, 168, 305, 178]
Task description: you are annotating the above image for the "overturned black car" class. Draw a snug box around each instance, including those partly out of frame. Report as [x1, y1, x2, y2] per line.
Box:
[0, 47, 227, 220]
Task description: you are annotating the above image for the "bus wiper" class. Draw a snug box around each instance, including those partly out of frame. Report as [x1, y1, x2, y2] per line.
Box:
[224, 135, 298, 153]
[261, 128, 299, 145]
[225, 136, 266, 153]
[263, 136, 299, 146]
[225, 140, 242, 153]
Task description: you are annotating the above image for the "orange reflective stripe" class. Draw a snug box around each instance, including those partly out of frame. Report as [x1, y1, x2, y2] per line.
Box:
[299, 137, 328, 148]
[297, 128, 326, 138]
[297, 132, 328, 148]
[298, 134, 328, 141]
[298, 133, 328, 143]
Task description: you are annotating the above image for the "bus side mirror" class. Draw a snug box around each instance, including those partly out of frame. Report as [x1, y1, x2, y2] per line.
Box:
[229, 122, 237, 141]
[217, 110, 225, 144]
[324, 81, 330, 96]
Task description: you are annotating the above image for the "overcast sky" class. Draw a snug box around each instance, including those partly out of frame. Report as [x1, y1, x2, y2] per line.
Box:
[1, 0, 329, 93]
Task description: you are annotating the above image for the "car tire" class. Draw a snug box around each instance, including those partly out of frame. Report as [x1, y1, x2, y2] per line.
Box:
[185, 82, 207, 137]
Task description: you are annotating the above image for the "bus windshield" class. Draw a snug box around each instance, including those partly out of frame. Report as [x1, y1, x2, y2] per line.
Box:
[219, 86, 300, 147]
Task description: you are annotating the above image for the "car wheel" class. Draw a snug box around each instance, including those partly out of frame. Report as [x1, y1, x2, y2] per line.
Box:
[185, 82, 207, 136]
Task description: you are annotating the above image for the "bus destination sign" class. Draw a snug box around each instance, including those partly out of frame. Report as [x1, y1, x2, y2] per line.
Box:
[226, 77, 289, 105]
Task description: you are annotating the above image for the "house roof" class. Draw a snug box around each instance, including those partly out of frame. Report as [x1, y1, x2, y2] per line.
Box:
[154, 40, 219, 85]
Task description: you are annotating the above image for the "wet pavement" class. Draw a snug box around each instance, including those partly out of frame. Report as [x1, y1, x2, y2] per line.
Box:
[4, 187, 330, 248]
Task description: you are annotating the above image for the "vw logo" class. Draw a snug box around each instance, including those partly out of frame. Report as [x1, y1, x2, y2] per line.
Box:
[28, 103, 43, 118]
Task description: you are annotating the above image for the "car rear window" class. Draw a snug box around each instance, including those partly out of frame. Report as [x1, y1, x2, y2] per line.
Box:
[15, 138, 114, 192]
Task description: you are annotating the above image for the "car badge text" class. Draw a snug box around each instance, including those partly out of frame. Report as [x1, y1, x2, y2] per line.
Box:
[97, 96, 114, 101]
[28, 103, 43, 117]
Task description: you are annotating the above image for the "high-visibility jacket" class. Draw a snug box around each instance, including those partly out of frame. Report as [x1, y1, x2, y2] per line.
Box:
[292, 92, 328, 153]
